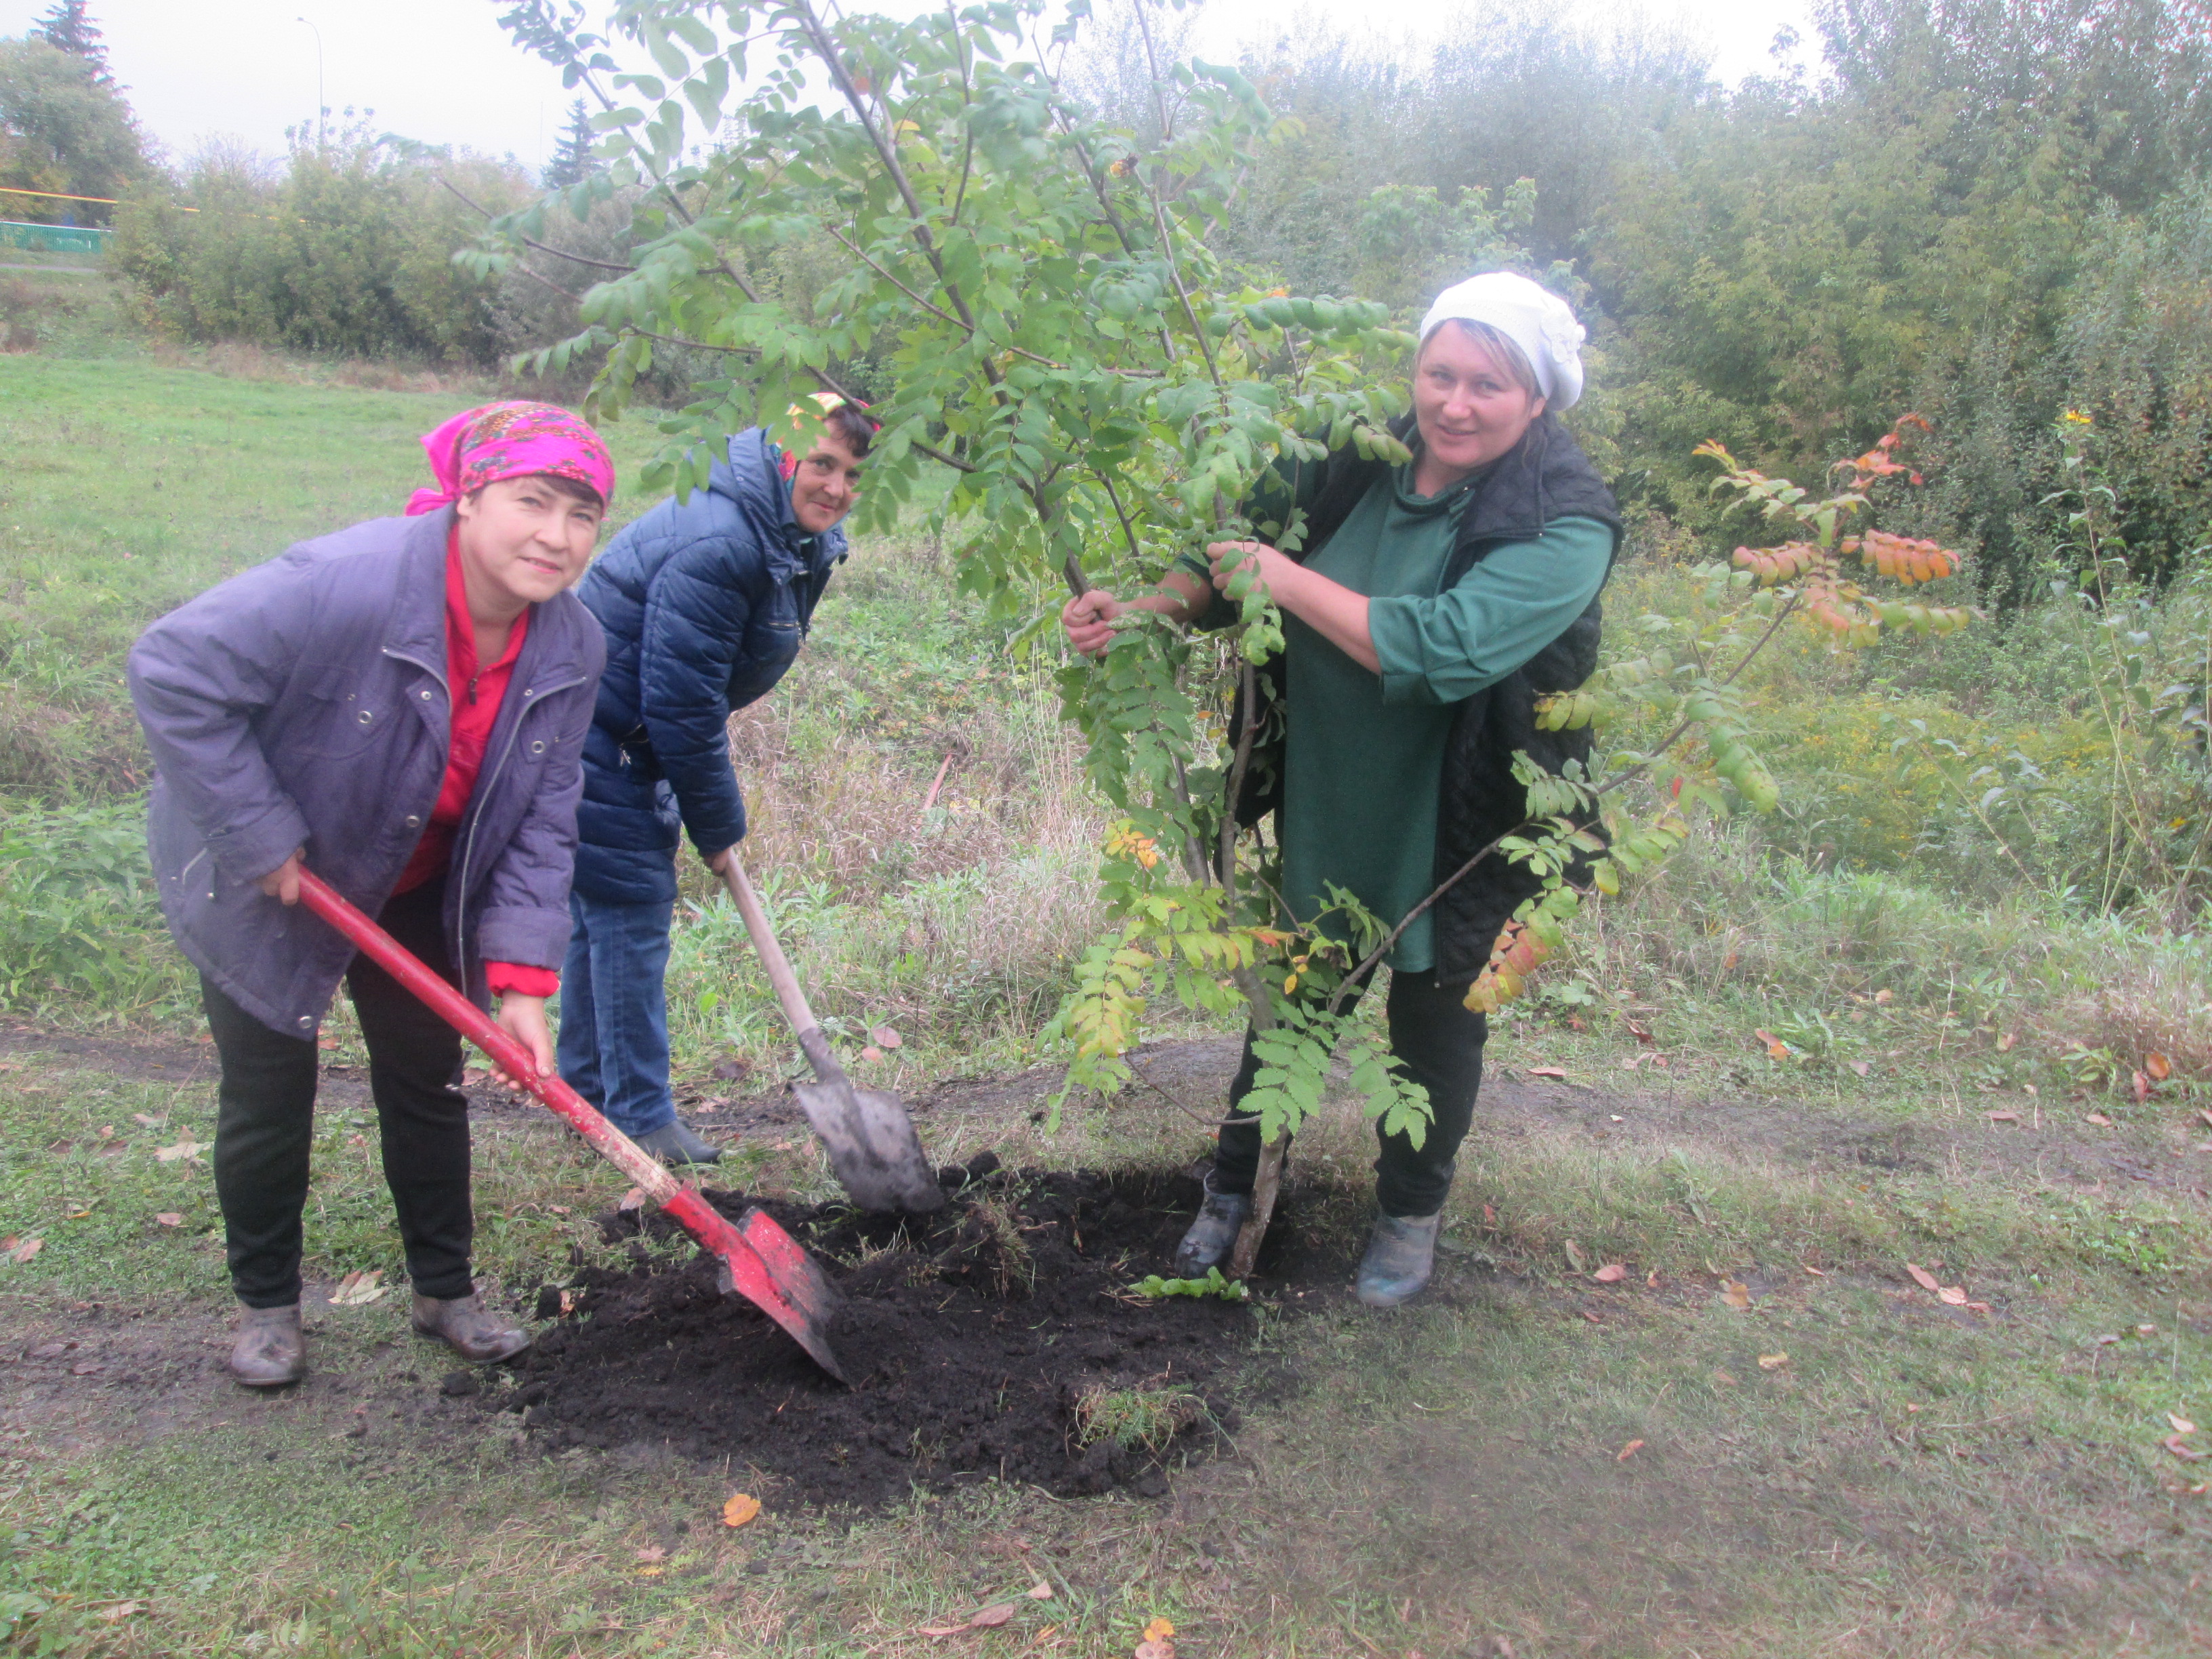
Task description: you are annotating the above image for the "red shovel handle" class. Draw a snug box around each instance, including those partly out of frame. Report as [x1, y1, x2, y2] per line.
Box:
[293, 867, 846, 1382]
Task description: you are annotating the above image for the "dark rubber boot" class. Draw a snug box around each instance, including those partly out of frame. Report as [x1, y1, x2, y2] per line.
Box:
[1171, 1177, 1253, 1277]
[1355, 1211, 1442, 1308]
[228, 1302, 305, 1388]
[634, 1118, 722, 1166]
[411, 1291, 531, 1364]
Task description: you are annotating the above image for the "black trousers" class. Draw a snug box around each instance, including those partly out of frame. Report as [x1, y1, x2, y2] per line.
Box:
[1212, 969, 1488, 1218]
[203, 879, 476, 1309]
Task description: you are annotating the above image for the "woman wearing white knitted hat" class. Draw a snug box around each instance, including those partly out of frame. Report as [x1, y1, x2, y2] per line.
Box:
[1062, 271, 1619, 1307]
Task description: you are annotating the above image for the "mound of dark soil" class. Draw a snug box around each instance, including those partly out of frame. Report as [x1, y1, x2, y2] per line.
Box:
[493, 1161, 1325, 1507]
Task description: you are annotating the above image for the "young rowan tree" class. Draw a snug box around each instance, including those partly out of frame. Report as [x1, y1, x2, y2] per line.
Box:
[474, 0, 1976, 1271]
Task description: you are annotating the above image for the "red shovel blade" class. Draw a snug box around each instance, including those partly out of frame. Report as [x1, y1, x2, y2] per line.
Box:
[293, 867, 847, 1383]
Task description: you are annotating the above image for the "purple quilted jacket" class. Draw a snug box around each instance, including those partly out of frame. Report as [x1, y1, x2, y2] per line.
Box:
[128, 506, 606, 1038]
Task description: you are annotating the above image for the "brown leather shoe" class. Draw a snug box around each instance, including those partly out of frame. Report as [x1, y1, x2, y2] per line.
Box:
[410, 1290, 531, 1364]
[228, 1302, 305, 1388]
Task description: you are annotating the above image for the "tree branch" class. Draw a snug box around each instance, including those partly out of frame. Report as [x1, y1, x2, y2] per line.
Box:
[437, 176, 635, 272]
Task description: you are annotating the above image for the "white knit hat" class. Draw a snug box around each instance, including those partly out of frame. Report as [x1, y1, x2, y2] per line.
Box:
[1417, 272, 1586, 411]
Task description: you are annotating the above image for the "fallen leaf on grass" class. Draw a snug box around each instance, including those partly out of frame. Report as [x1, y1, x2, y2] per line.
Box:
[1938, 1286, 1969, 1305]
[1646, 1269, 1661, 1288]
[1027, 1581, 1053, 1599]
[2198, 1109, 2212, 1131]
[1143, 1618, 1175, 1642]
[635, 1545, 666, 1563]
[1617, 1438, 1645, 1460]
[2164, 1434, 2205, 1461]
[2, 1237, 43, 1265]
[1528, 1066, 1566, 1081]
[1754, 1028, 1793, 1059]
[920, 1604, 1017, 1638]
[2146, 1051, 2172, 1080]
[1758, 1353, 1789, 1370]
[870, 1024, 904, 1049]
[1984, 1109, 2020, 1123]
[1711, 1369, 1737, 1386]
[1848, 1060, 1870, 1078]
[155, 1140, 207, 1164]
[64, 1208, 89, 1220]
[1720, 1279, 1753, 1310]
[634, 1565, 664, 1578]
[1483, 1204, 1498, 1227]
[618, 1187, 647, 1214]
[96, 1602, 141, 1622]
[859, 1046, 885, 1064]
[1801, 1263, 1827, 1277]
[1904, 1261, 1942, 1292]
[1133, 1643, 1174, 1659]
[2169, 1412, 2196, 1434]
[1624, 1016, 1656, 1045]
[1581, 1309, 1603, 1324]
[1592, 1263, 1627, 1283]
[2133, 1071, 2152, 1103]
[328, 1270, 386, 1305]
[132, 1113, 163, 1128]
[1563, 1239, 1586, 1271]
[722, 1493, 761, 1528]
[154, 1213, 182, 1227]
[2085, 1113, 2114, 1128]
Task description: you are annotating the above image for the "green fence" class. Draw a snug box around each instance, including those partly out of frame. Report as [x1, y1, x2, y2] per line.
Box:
[0, 220, 110, 255]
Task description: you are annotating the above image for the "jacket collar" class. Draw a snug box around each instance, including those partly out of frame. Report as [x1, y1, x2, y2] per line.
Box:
[714, 428, 851, 581]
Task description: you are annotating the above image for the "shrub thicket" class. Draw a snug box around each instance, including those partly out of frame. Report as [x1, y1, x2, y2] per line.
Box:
[112, 131, 533, 365]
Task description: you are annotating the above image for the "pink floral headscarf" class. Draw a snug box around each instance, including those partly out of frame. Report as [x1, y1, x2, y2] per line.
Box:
[405, 401, 615, 516]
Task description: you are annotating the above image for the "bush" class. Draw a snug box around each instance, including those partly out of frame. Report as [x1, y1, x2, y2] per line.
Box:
[112, 129, 533, 365]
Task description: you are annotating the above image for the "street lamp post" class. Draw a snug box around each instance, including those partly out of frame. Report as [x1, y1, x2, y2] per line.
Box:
[296, 16, 325, 148]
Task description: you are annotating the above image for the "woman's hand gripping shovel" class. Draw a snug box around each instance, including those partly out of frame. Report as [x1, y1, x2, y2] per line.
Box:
[715, 857, 945, 1215]
[293, 866, 848, 1383]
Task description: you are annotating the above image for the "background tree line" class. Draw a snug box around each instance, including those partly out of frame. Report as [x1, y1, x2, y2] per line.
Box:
[14, 0, 2205, 603]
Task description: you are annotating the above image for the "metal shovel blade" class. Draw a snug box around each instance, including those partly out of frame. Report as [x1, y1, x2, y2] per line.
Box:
[793, 1077, 947, 1214]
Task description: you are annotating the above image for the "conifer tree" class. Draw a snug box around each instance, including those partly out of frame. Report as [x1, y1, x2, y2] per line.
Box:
[34, 0, 110, 86]
[541, 98, 597, 190]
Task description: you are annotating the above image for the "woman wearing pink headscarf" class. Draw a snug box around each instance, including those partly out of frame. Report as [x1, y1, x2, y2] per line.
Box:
[130, 402, 614, 1388]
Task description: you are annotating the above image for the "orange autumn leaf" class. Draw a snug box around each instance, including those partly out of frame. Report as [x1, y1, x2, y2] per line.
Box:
[721, 1493, 761, 1528]
[1143, 1619, 1176, 1642]
[2146, 1051, 2172, 1081]
[1617, 1438, 1645, 1460]
[1904, 1261, 1941, 1292]
[1592, 1263, 1628, 1283]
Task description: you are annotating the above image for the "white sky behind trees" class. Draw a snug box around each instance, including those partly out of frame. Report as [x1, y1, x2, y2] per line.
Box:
[1, 0, 1815, 180]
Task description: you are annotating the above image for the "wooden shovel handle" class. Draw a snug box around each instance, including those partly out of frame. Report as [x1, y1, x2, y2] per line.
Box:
[718, 855, 846, 1087]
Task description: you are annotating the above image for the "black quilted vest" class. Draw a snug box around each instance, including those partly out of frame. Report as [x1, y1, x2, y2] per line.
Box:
[1231, 410, 1622, 983]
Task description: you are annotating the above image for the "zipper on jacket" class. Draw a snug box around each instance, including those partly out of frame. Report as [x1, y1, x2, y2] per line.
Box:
[451, 668, 588, 989]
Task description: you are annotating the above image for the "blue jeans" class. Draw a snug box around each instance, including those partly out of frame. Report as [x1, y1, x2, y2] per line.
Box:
[557, 890, 678, 1139]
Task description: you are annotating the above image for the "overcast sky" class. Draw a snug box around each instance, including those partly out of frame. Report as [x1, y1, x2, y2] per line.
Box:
[1, 0, 1816, 178]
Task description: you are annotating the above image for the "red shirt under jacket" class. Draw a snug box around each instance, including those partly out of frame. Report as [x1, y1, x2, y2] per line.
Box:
[391, 529, 558, 999]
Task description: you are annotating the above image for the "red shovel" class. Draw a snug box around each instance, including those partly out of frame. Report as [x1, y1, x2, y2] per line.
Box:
[295, 867, 846, 1384]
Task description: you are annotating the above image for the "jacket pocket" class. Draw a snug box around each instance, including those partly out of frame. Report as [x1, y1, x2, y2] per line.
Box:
[281, 667, 395, 760]
[729, 586, 803, 708]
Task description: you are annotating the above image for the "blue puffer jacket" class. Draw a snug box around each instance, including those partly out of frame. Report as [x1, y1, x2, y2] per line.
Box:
[571, 428, 842, 904]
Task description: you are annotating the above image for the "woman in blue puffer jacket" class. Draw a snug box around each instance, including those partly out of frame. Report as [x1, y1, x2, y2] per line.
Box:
[558, 396, 874, 1164]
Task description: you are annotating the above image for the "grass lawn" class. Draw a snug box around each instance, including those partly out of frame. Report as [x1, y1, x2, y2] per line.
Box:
[1, 321, 2209, 1657]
